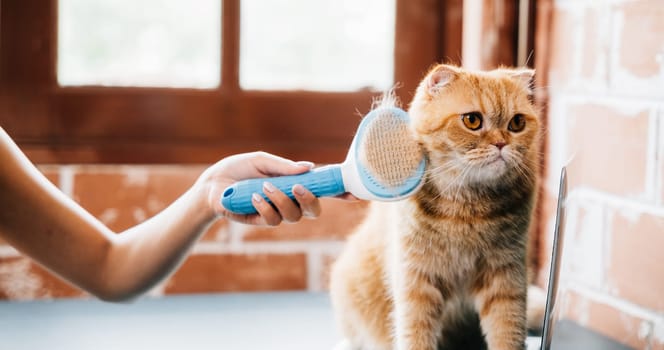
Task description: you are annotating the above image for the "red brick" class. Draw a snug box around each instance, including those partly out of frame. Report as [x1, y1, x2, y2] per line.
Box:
[607, 211, 664, 312]
[37, 165, 60, 187]
[242, 199, 369, 241]
[200, 218, 231, 242]
[164, 253, 307, 294]
[0, 256, 86, 300]
[615, 1, 664, 78]
[566, 104, 650, 197]
[72, 166, 203, 232]
[560, 290, 651, 349]
[548, 7, 577, 86]
[536, 189, 560, 287]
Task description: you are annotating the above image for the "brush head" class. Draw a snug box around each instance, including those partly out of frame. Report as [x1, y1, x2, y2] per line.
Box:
[352, 107, 426, 199]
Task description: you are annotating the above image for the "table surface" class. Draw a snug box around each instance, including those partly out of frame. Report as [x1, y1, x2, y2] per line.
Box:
[0, 292, 342, 350]
[549, 320, 633, 350]
[0, 292, 633, 350]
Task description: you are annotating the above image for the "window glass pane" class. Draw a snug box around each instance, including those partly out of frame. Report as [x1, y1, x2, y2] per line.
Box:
[58, 0, 221, 88]
[240, 0, 395, 91]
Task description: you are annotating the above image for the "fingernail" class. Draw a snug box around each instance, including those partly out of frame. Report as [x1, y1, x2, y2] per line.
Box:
[296, 161, 315, 169]
[252, 193, 263, 202]
[263, 182, 276, 193]
[293, 184, 306, 196]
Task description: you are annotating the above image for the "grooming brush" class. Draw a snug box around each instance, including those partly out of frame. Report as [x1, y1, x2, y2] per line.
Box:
[220, 107, 427, 215]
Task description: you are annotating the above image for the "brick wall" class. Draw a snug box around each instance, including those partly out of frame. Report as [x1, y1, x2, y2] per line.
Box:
[0, 165, 369, 300]
[538, 1, 664, 349]
[2, 1, 663, 347]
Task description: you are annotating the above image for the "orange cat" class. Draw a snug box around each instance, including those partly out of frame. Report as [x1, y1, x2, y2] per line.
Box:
[330, 64, 541, 350]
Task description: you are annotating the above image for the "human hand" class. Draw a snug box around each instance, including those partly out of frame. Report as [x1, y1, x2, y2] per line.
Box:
[197, 151, 325, 226]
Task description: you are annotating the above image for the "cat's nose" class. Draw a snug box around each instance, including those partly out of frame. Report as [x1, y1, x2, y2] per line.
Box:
[493, 142, 507, 150]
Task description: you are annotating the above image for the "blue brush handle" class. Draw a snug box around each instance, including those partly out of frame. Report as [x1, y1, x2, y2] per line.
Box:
[220, 165, 345, 215]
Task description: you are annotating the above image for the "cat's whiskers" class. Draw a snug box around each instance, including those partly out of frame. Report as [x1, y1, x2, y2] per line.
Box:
[420, 158, 470, 204]
[424, 162, 463, 203]
[450, 163, 474, 201]
[456, 148, 507, 185]
[488, 148, 538, 189]
[425, 159, 463, 182]
[426, 160, 458, 177]
[502, 151, 536, 187]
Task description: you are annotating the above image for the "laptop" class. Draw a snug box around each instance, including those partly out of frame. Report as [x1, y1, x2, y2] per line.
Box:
[525, 167, 633, 350]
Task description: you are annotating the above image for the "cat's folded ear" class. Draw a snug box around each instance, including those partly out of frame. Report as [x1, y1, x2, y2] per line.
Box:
[502, 68, 535, 94]
[425, 64, 459, 96]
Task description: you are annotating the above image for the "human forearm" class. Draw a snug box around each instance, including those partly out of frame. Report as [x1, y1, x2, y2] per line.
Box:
[0, 166, 216, 301]
[1, 127, 324, 301]
[99, 184, 216, 301]
[0, 128, 216, 301]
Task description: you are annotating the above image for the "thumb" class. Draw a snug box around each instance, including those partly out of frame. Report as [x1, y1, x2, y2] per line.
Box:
[252, 153, 314, 177]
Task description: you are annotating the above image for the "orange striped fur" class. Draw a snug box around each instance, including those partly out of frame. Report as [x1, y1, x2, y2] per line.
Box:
[330, 64, 541, 350]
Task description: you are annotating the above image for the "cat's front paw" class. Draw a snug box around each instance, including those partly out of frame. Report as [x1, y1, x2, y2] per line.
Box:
[527, 284, 547, 333]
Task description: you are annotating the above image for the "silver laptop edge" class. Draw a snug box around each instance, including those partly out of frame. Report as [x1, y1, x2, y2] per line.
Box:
[527, 167, 567, 350]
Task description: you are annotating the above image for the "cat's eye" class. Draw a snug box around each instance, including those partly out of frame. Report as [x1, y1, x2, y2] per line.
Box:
[461, 112, 483, 131]
[508, 114, 526, 132]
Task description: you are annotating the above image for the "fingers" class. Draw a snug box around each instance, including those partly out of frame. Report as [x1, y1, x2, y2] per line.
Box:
[222, 211, 266, 226]
[251, 192, 283, 226]
[221, 179, 322, 226]
[292, 184, 321, 218]
[250, 152, 314, 177]
[223, 192, 283, 226]
[261, 182, 302, 223]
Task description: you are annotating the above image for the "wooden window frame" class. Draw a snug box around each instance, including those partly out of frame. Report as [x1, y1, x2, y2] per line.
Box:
[1, 0, 463, 165]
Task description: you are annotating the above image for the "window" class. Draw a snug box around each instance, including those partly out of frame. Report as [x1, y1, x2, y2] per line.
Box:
[58, 0, 222, 88]
[240, 0, 395, 91]
[0, 0, 464, 164]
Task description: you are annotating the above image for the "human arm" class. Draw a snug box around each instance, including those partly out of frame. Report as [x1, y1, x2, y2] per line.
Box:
[0, 127, 321, 301]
